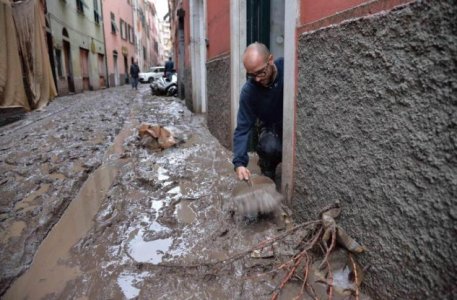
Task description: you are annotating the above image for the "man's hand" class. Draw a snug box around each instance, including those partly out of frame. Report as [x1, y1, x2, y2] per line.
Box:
[235, 166, 251, 181]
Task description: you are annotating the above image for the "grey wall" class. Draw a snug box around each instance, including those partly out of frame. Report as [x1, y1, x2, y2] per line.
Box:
[184, 67, 193, 111]
[206, 55, 232, 149]
[294, 0, 456, 298]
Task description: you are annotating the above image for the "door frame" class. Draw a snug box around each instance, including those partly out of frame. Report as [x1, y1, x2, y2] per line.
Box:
[189, 0, 207, 113]
[231, 0, 297, 203]
[282, 0, 299, 204]
[230, 0, 247, 144]
[63, 39, 75, 93]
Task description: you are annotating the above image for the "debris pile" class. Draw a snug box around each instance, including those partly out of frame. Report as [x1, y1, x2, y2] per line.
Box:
[138, 123, 177, 150]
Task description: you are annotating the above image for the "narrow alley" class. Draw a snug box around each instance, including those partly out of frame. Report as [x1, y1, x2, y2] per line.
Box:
[0, 84, 241, 298]
[0, 85, 364, 299]
[1, 0, 456, 299]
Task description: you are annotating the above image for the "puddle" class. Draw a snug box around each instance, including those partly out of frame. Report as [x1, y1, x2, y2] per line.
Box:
[4, 165, 118, 300]
[175, 200, 197, 224]
[49, 172, 66, 180]
[157, 166, 169, 181]
[151, 199, 165, 214]
[14, 184, 50, 211]
[117, 273, 142, 299]
[167, 186, 181, 195]
[1, 221, 26, 243]
[90, 133, 105, 145]
[127, 227, 172, 264]
[104, 118, 136, 160]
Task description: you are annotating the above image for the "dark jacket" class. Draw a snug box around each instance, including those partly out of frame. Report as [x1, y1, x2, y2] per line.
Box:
[165, 60, 174, 75]
[232, 57, 284, 169]
[130, 63, 140, 78]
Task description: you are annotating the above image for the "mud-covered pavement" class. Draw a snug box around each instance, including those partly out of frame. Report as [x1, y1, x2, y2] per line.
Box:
[1, 85, 369, 299]
[0, 84, 283, 299]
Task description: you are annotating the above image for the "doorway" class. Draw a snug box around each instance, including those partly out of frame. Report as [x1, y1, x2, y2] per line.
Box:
[63, 40, 75, 93]
[123, 55, 129, 84]
[98, 53, 106, 88]
[46, 31, 57, 90]
[113, 52, 119, 86]
[246, 0, 270, 47]
[177, 8, 185, 99]
[231, 0, 289, 197]
[79, 48, 90, 91]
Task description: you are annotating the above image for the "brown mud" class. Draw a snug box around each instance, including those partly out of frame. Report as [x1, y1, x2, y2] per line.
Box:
[1, 85, 370, 299]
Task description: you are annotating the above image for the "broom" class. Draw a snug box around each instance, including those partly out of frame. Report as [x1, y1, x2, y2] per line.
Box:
[231, 175, 282, 216]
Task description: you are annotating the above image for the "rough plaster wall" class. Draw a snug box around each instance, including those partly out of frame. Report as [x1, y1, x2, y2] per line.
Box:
[184, 67, 193, 111]
[206, 55, 232, 149]
[56, 78, 68, 95]
[294, 0, 456, 298]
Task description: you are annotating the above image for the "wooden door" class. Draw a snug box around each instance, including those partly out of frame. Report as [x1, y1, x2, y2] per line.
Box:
[79, 48, 90, 90]
[98, 54, 105, 88]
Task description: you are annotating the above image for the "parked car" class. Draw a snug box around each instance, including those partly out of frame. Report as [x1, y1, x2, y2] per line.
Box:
[139, 66, 165, 83]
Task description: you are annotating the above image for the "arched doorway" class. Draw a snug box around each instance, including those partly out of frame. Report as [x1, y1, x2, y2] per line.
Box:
[113, 50, 119, 86]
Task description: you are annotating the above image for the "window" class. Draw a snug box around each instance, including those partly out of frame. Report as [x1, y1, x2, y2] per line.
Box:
[110, 13, 117, 34]
[93, 0, 100, 24]
[128, 25, 134, 44]
[94, 10, 100, 24]
[143, 47, 146, 60]
[154, 40, 159, 54]
[120, 19, 127, 40]
[76, 0, 84, 13]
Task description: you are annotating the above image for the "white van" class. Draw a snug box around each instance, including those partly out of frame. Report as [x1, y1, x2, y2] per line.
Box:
[139, 66, 165, 83]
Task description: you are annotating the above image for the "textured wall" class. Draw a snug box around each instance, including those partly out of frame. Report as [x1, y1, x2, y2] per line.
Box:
[294, 0, 457, 298]
[206, 55, 232, 149]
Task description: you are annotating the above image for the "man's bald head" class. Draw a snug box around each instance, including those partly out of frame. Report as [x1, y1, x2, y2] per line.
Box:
[243, 42, 271, 69]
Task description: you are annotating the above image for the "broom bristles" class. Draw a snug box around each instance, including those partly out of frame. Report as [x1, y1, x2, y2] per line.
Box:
[231, 176, 282, 215]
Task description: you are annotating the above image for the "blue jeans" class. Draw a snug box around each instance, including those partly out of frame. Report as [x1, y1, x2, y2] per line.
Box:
[131, 77, 139, 89]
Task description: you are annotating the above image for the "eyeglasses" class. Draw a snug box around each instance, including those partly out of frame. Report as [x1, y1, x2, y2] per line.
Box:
[246, 62, 269, 79]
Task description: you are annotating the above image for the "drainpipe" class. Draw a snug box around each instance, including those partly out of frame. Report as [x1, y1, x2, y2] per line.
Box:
[100, 0, 110, 88]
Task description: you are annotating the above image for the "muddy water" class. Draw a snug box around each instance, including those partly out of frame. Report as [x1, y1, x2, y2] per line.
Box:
[4, 116, 135, 300]
[1, 88, 374, 299]
[3, 165, 118, 300]
[0, 221, 26, 243]
[175, 200, 197, 224]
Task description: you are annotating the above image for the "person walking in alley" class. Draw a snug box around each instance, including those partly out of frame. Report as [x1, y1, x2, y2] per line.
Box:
[233, 42, 283, 181]
[130, 61, 140, 90]
[164, 57, 174, 81]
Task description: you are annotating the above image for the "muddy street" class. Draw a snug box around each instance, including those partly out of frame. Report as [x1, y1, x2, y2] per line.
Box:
[1, 85, 368, 299]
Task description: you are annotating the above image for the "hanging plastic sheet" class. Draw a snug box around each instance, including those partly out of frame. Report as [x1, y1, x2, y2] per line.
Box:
[0, 0, 29, 110]
[11, 0, 57, 110]
[0, 0, 57, 111]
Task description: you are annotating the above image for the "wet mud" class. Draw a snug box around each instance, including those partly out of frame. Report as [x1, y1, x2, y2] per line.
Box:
[1, 85, 370, 299]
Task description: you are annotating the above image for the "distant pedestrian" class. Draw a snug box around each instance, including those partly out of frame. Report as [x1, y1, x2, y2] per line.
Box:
[164, 57, 174, 81]
[130, 61, 140, 90]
